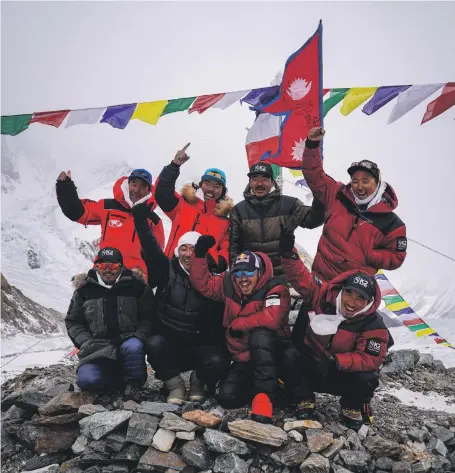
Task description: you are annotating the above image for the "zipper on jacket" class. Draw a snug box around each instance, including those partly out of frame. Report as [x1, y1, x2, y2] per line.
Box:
[132, 228, 136, 242]
[346, 217, 359, 241]
[102, 212, 110, 240]
[192, 214, 200, 231]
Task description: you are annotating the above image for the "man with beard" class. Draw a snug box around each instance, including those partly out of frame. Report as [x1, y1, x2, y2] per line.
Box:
[229, 162, 325, 276]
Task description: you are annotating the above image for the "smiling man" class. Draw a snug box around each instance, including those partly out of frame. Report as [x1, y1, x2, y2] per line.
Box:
[278, 229, 392, 430]
[230, 162, 325, 277]
[56, 168, 164, 275]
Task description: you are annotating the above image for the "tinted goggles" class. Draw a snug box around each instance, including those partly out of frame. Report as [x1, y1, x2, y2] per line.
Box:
[97, 262, 122, 271]
[350, 160, 377, 170]
[233, 270, 256, 278]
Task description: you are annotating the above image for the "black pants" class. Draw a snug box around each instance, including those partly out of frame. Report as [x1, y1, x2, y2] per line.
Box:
[281, 344, 379, 408]
[218, 328, 282, 408]
[147, 334, 230, 386]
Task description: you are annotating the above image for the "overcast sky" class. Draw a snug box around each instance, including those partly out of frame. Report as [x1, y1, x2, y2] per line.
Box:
[2, 1, 455, 317]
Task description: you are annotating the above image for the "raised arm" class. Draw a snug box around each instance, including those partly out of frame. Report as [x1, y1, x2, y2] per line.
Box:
[292, 197, 326, 230]
[367, 223, 407, 272]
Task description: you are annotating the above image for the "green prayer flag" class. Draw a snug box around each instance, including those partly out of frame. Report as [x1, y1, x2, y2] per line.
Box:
[1, 114, 33, 136]
[323, 88, 349, 117]
[271, 164, 281, 180]
[382, 294, 405, 305]
[162, 97, 196, 116]
[408, 323, 430, 332]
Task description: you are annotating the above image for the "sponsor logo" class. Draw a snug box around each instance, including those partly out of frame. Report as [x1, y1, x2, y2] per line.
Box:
[108, 219, 123, 228]
[235, 253, 250, 264]
[253, 164, 267, 173]
[354, 276, 369, 288]
[100, 249, 114, 257]
[365, 339, 382, 356]
[396, 237, 407, 252]
[265, 293, 281, 307]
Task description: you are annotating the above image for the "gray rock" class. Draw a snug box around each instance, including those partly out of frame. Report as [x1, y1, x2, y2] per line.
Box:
[20, 465, 60, 473]
[412, 458, 432, 473]
[88, 440, 111, 454]
[299, 453, 330, 473]
[122, 400, 139, 411]
[23, 452, 70, 471]
[110, 466, 129, 473]
[391, 462, 412, 473]
[339, 450, 371, 473]
[363, 435, 402, 459]
[331, 466, 354, 473]
[278, 442, 310, 466]
[71, 435, 89, 454]
[283, 420, 323, 432]
[305, 429, 333, 453]
[321, 439, 343, 459]
[83, 467, 101, 473]
[137, 401, 179, 416]
[43, 383, 74, 398]
[181, 439, 214, 469]
[431, 360, 447, 373]
[80, 410, 133, 440]
[431, 425, 454, 444]
[112, 443, 146, 462]
[153, 428, 176, 452]
[448, 451, 455, 467]
[15, 391, 53, 413]
[375, 457, 394, 471]
[430, 455, 452, 472]
[417, 353, 434, 366]
[39, 392, 97, 416]
[203, 429, 249, 455]
[288, 430, 303, 442]
[214, 453, 248, 473]
[78, 404, 108, 417]
[126, 412, 159, 446]
[31, 413, 80, 425]
[137, 448, 186, 471]
[176, 431, 196, 441]
[407, 427, 428, 442]
[160, 412, 198, 432]
[78, 452, 110, 466]
[104, 432, 127, 452]
[228, 420, 287, 447]
[3, 405, 33, 421]
[357, 425, 369, 441]
[326, 423, 348, 437]
[347, 431, 364, 451]
[428, 437, 448, 457]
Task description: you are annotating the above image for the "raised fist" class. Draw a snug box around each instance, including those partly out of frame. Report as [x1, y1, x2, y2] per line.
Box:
[57, 170, 72, 181]
[194, 235, 216, 258]
[307, 127, 325, 142]
[173, 143, 191, 166]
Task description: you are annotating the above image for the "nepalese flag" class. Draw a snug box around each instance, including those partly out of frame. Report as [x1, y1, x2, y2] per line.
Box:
[246, 22, 323, 169]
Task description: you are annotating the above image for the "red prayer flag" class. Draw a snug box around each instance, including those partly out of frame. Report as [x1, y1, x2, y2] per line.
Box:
[421, 82, 455, 124]
[30, 110, 70, 128]
[249, 22, 323, 169]
[189, 94, 225, 114]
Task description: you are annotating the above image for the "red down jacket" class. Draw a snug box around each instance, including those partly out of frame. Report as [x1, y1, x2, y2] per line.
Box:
[56, 176, 165, 275]
[190, 252, 291, 362]
[282, 255, 390, 372]
[302, 144, 407, 281]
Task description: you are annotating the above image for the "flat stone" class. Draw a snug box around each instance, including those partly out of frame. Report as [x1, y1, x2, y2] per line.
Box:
[431, 425, 454, 444]
[326, 423, 348, 437]
[214, 453, 247, 473]
[288, 430, 303, 442]
[412, 458, 432, 473]
[428, 437, 447, 457]
[15, 391, 53, 413]
[89, 440, 111, 454]
[110, 466, 130, 473]
[160, 412, 198, 432]
[299, 453, 330, 473]
[228, 420, 287, 447]
[375, 457, 394, 471]
[448, 451, 455, 468]
[78, 404, 108, 417]
[331, 466, 354, 473]
[3, 405, 33, 421]
[123, 400, 139, 411]
[83, 467, 101, 473]
[137, 401, 179, 416]
[18, 421, 80, 454]
[181, 439, 214, 469]
[20, 465, 60, 473]
[203, 429, 249, 454]
[23, 452, 70, 471]
[43, 382, 74, 397]
[176, 431, 196, 441]
[32, 413, 81, 425]
[80, 410, 132, 440]
[104, 432, 127, 452]
[112, 443, 146, 462]
[39, 392, 97, 416]
[339, 450, 371, 473]
[357, 425, 369, 441]
[126, 412, 159, 446]
[283, 420, 323, 432]
[408, 427, 428, 443]
[278, 442, 310, 466]
[306, 429, 333, 453]
[72, 435, 89, 454]
[347, 431, 364, 451]
[430, 455, 451, 471]
[321, 439, 343, 459]
[59, 456, 81, 472]
[364, 435, 402, 459]
[153, 428, 176, 452]
[391, 462, 412, 473]
[78, 452, 110, 466]
[137, 448, 186, 471]
[183, 410, 222, 427]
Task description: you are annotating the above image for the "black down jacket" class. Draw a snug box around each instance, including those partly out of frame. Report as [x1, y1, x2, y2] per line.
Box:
[65, 269, 155, 367]
[229, 186, 325, 276]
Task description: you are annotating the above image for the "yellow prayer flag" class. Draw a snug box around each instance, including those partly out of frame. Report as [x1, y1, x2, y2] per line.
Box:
[415, 327, 436, 338]
[340, 88, 378, 116]
[289, 169, 302, 177]
[387, 300, 410, 312]
[132, 100, 168, 125]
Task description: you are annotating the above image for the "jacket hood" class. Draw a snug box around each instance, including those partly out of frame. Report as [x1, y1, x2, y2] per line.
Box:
[321, 269, 382, 318]
[180, 182, 233, 217]
[113, 176, 157, 210]
[230, 251, 275, 298]
[72, 267, 145, 289]
[341, 182, 398, 213]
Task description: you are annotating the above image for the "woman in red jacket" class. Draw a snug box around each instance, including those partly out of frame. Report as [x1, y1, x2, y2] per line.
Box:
[189, 235, 291, 423]
[279, 230, 392, 430]
[301, 127, 407, 281]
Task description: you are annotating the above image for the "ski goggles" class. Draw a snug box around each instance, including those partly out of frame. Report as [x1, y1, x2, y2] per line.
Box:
[233, 270, 256, 278]
[97, 262, 122, 271]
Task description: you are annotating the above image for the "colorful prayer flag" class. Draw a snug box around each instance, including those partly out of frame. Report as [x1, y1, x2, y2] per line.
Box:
[101, 104, 137, 129]
[340, 87, 378, 116]
[362, 86, 410, 116]
[131, 101, 168, 125]
[323, 89, 349, 117]
[189, 94, 225, 114]
[162, 97, 196, 116]
[1, 114, 33, 136]
[421, 82, 455, 124]
[245, 113, 281, 168]
[241, 88, 275, 107]
[30, 110, 70, 128]
[65, 107, 105, 127]
[212, 90, 250, 110]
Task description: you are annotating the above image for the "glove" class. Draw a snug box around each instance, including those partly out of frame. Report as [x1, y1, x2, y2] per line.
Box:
[194, 235, 216, 258]
[318, 353, 339, 378]
[279, 224, 295, 256]
[207, 254, 227, 273]
[131, 203, 151, 220]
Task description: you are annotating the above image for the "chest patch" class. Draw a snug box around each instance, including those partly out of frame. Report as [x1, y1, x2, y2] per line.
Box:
[365, 339, 382, 356]
[108, 219, 124, 228]
[396, 237, 407, 252]
[265, 293, 281, 307]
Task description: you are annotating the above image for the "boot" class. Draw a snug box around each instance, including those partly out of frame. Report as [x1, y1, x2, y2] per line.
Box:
[164, 375, 186, 405]
[361, 401, 374, 425]
[341, 406, 363, 431]
[251, 393, 273, 424]
[295, 395, 316, 420]
[188, 371, 206, 402]
[123, 384, 142, 403]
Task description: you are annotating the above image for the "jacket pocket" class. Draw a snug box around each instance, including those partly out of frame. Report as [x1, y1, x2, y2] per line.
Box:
[118, 297, 139, 333]
[84, 299, 106, 337]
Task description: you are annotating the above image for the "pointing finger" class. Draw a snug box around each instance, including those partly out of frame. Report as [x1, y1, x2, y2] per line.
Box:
[181, 142, 191, 152]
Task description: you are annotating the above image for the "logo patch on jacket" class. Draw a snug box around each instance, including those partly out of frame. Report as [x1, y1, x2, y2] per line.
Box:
[313, 275, 322, 287]
[108, 219, 123, 228]
[396, 237, 407, 252]
[365, 339, 382, 356]
[266, 294, 281, 307]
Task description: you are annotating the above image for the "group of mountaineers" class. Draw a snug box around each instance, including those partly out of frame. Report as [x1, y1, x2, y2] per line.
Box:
[56, 126, 407, 431]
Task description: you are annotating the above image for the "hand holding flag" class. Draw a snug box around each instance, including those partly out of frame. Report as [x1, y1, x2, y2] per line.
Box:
[307, 127, 325, 141]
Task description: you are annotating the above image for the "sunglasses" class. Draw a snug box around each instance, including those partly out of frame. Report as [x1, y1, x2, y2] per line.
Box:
[233, 270, 256, 278]
[97, 262, 122, 271]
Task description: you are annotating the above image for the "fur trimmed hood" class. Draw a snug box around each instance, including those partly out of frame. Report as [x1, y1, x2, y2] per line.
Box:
[180, 182, 234, 218]
[71, 267, 147, 289]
